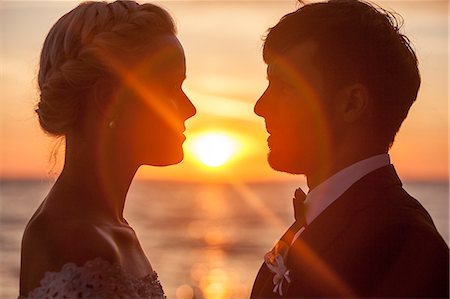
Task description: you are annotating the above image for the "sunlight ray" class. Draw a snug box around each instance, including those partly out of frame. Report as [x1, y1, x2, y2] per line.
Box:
[230, 180, 288, 231]
[289, 239, 357, 297]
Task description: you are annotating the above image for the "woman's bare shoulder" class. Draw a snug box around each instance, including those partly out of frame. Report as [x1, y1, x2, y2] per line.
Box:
[20, 209, 120, 296]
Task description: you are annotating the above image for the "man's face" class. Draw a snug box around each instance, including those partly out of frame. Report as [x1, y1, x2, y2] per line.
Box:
[254, 41, 335, 175]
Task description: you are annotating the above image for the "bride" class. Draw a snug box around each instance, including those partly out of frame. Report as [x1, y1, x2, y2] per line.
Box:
[19, 1, 196, 298]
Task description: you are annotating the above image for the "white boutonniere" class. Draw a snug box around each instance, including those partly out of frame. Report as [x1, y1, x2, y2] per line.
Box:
[264, 241, 291, 296]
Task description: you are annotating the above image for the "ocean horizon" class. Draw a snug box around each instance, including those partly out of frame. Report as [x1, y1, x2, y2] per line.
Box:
[1, 179, 448, 298]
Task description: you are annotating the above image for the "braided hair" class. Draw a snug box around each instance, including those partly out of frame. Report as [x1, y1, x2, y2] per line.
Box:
[36, 1, 175, 136]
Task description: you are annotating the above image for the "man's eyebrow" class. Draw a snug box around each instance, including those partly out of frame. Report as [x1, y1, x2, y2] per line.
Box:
[267, 66, 276, 80]
[173, 71, 186, 81]
[267, 65, 284, 82]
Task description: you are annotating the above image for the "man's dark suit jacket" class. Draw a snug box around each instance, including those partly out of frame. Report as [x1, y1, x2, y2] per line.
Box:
[251, 165, 449, 298]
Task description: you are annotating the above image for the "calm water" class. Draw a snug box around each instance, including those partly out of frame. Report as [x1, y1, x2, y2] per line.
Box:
[1, 179, 448, 299]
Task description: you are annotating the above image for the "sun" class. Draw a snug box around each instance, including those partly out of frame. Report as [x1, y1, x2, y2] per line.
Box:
[190, 133, 237, 167]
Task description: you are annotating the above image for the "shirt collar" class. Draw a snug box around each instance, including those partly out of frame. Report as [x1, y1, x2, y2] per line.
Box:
[304, 154, 391, 225]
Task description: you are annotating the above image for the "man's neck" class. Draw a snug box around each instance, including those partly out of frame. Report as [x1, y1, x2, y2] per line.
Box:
[306, 150, 388, 190]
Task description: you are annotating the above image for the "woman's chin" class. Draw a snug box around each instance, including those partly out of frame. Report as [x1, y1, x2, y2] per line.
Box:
[143, 151, 184, 167]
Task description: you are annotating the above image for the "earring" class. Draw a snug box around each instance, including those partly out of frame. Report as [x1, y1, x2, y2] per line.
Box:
[108, 120, 116, 129]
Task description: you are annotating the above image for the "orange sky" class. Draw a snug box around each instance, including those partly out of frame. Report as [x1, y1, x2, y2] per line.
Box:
[0, 0, 448, 182]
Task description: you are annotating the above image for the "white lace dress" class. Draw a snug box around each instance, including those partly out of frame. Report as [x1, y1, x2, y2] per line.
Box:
[21, 258, 166, 299]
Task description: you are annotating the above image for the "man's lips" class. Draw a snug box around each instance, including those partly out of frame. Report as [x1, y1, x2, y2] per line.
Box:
[265, 123, 275, 135]
[266, 125, 274, 146]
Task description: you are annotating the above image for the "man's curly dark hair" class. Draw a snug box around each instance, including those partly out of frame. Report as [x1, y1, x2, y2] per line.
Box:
[263, 0, 420, 147]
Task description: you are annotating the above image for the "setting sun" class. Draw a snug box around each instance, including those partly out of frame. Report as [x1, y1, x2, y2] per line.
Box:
[190, 133, 237, 167]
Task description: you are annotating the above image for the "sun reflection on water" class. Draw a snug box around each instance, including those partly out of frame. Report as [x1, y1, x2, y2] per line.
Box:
[172, 184, 252, 299]
[176, 284, 194, 299]
[180, 263, 249, 299]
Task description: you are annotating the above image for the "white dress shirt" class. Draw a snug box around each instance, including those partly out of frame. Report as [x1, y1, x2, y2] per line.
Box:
[291, 154, 391, 244]
[305, 153, 391, 225]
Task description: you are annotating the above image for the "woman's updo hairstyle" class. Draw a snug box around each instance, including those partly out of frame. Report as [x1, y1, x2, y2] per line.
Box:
[36, 0, 176, 136]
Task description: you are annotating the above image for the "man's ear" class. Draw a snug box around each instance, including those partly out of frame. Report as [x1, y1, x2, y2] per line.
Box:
[336, 83, 370, 123]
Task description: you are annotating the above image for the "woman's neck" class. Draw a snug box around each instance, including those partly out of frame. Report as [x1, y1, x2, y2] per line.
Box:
[51, 138, 138, 224]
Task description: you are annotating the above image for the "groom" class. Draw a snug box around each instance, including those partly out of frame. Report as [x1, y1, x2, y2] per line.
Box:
[251, 1, 449, 298]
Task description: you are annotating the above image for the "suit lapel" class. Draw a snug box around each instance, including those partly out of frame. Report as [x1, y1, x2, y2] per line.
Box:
[293, 164, 401, 253]
[252, 165, 404, 298]
[285, 165, 403, 297]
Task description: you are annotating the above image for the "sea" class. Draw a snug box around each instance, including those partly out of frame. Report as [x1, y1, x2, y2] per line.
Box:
[1, 179, 448, 299]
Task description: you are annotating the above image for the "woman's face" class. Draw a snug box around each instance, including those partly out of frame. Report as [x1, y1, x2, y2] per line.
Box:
[112, 35, 196, 167]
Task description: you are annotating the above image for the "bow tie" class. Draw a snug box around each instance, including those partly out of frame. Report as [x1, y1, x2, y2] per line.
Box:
[263, 188, 308, 296]
[293, 187, 307, 226]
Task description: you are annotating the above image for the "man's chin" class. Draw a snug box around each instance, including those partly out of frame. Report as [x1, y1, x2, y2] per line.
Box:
[267, 151, 306, 175]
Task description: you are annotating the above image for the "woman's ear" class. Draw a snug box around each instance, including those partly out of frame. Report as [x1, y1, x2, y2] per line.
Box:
[336, 83, 370, 123]
[91, 77, 117, 118]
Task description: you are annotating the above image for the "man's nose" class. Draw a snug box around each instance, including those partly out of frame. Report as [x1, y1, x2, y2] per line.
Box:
[254, 88, 270, 117]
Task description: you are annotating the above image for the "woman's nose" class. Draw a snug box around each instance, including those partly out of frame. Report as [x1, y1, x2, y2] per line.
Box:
[181, 93, 196, 120]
